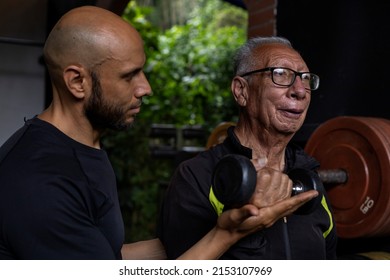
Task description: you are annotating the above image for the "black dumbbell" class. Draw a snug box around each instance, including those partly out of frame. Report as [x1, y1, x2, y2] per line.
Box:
[211, 154, 323, 214]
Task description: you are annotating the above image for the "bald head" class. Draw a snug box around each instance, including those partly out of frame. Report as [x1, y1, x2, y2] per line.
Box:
[43, 6, 143, 80]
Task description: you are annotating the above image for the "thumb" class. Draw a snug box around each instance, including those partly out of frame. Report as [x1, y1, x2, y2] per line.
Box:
[218, 204, 259, 230]
[229, 204, 259, 224]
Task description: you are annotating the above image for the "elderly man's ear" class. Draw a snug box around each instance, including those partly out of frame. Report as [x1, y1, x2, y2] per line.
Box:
[231, 76, 249, 106]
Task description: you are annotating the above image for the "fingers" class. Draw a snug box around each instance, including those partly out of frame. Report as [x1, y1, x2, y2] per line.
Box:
[238, 190, 319, 232]
[267, 190, 319, 221]
[250, 167, 293, 208]
[216, 189, 319, 238]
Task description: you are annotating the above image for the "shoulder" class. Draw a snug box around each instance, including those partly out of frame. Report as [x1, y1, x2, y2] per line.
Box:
[176, 143, 230, 175]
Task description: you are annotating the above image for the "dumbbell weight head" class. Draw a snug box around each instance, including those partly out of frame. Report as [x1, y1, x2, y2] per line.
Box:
[287, 168, 323, 214]
[212, 154, 323, 214]
[212, 154, 257, 208]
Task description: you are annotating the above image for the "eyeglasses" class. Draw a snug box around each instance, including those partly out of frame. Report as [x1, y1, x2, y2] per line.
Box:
[240, 67, 320, 91]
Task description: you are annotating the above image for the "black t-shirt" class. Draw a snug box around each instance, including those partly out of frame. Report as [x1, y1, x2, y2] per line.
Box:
[158, 126, 338, 260]
[0, 118, 124, 259]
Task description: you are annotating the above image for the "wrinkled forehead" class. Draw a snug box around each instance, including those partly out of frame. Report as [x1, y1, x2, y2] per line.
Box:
[253, 44, 309, 71]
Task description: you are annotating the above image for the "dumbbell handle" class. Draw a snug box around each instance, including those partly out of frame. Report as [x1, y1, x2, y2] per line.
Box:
[318, 169, 348, 184]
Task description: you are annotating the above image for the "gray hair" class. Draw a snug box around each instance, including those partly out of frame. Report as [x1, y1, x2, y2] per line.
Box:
[233, 36, 293, 76]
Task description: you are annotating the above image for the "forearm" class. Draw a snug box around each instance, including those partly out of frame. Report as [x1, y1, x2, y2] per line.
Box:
[177, 227, 240, 260]
[176, 204, 262, 260]
[121, 238, 167, 260]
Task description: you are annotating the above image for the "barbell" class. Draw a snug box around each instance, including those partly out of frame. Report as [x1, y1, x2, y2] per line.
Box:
[210, 116, 390, 239]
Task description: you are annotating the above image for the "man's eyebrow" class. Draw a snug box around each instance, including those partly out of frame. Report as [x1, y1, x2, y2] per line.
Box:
[120, 67, 143, 78]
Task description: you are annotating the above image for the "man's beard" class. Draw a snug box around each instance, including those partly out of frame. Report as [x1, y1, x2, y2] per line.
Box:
[85, 71, 134, 131]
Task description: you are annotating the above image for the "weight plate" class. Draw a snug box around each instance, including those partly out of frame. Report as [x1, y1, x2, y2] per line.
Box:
[206, 122, 236, 149]
[212, 154, 257, 207]
[367, 117, 390, 237]
[305, 116, 390, 238]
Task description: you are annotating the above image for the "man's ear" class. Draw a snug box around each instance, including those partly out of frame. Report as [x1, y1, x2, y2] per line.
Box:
[63, 65, 89, 99]
[231, 76, 249, 106]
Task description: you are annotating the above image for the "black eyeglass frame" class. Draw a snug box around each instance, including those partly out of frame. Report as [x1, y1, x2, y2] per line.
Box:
[240, 67, 320, 91]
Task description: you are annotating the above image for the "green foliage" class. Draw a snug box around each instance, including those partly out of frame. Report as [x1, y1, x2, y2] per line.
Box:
[102, 0, 247, 242]
[122, 1, 160, 57]
[143, 0, 247, 128]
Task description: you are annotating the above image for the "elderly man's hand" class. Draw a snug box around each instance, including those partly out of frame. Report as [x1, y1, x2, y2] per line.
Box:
[249, 166, 293, 208]
[215, 156, 318, 242]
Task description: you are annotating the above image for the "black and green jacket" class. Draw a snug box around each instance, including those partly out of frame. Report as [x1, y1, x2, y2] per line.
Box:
[157, 126, 337, 259]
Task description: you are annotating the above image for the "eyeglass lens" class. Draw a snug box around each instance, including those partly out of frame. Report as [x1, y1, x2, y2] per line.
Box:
[272, 68, 318, 90]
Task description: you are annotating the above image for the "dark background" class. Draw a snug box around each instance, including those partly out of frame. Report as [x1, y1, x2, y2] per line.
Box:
[277, 0, 390, 257]
[277, 0, 390, 143]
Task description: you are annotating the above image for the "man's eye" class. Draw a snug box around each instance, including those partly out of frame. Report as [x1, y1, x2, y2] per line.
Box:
[123, 73, 135, 80]
[274, 69, 287, 76]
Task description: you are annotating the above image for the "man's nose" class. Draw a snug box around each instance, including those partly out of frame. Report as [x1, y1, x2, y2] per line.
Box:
[289, 76, 307, 99]
[137, 72, 152, 97]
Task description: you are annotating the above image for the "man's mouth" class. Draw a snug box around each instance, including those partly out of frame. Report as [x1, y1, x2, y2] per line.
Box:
[280, 108, 304, 119]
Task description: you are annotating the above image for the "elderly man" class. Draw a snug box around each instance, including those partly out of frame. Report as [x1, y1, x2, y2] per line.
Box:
[158, 36, 337, 259]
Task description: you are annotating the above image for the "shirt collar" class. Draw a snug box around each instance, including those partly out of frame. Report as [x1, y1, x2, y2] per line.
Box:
[224, 126, 253, 158]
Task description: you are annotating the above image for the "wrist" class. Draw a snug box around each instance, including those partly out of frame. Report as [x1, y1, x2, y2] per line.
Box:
[214, 226, 243, 247]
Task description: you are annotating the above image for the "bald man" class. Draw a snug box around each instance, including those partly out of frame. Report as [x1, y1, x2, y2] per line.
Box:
[0, 6, 317, 260]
